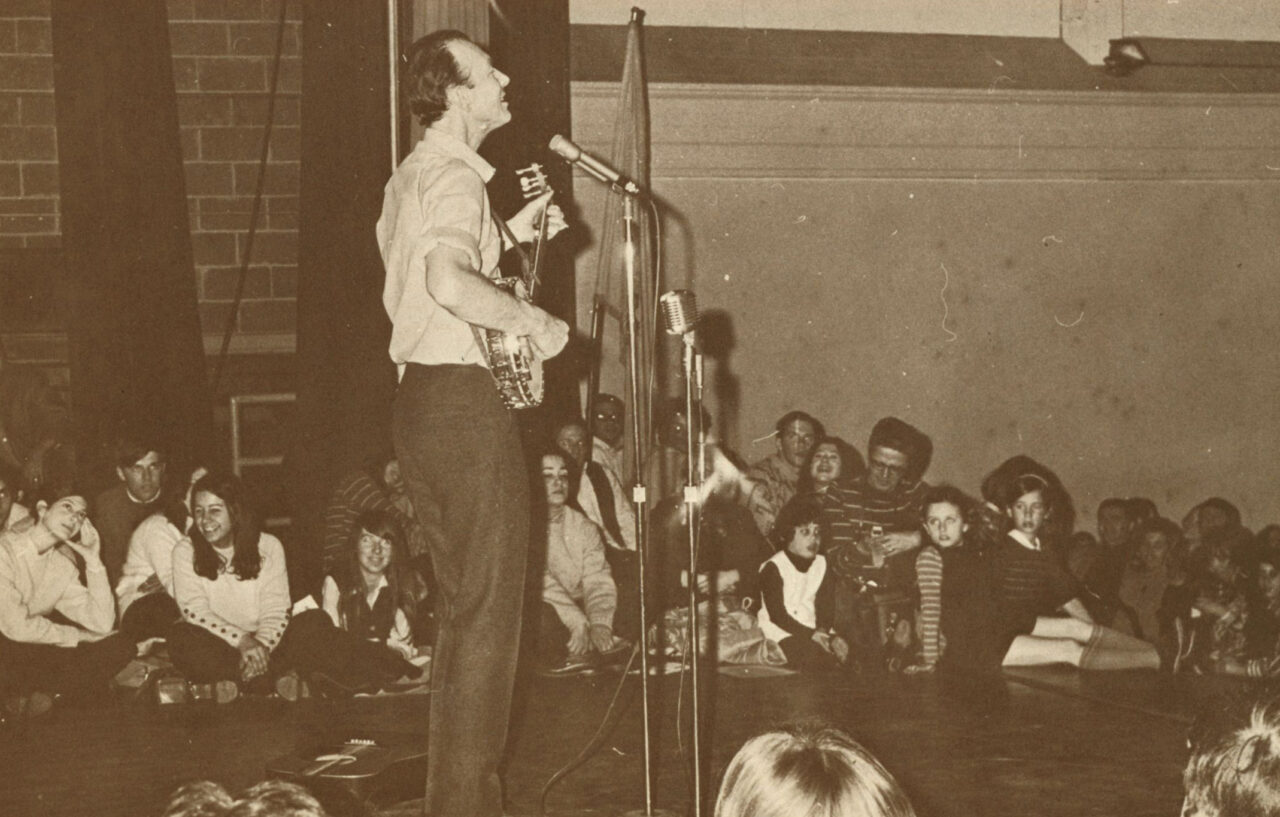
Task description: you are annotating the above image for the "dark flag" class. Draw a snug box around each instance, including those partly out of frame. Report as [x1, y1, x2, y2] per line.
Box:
[588, 9, 655, 485]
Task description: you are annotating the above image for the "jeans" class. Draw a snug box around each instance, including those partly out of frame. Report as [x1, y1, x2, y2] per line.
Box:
[393, 364, 529, 817]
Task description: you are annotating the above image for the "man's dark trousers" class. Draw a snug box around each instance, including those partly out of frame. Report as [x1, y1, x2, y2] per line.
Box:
[393, 363, 530, 817]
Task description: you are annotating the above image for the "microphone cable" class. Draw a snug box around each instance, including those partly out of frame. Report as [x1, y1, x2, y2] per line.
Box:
[537, 642, 641, 817]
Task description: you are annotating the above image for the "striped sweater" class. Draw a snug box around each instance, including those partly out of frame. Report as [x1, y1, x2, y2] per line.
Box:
[915, 546, 945, 665]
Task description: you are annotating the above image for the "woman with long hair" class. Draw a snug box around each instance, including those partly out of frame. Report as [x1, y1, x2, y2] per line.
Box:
[275, 509, 423, 694]
[168, 471, 291, 696]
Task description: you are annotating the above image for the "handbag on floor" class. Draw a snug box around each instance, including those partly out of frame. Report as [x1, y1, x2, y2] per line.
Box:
[651, 596, 786, 666]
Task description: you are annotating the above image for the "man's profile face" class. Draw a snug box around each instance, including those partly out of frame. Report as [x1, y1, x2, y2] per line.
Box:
[1098, 505, 1131, 549]
[866, 445, 908, 493]
[777, 418, 816, 468]
[594, 397, 624, 447]
[118, 450, 165, 503]
[447, 40, 511, 133]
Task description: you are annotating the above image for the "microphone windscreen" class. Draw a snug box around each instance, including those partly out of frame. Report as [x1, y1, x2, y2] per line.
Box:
[660, 289, 698, 335]
[548, 134, 580, 162]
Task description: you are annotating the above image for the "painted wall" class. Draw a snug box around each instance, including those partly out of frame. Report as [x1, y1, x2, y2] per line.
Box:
[569, 82, 1280, 528]
[568, 0, 1060, 37]
[571, 0, 1280, 42]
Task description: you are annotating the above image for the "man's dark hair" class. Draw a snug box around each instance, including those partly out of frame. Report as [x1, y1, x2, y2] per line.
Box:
[113, 434, 162, 470]
[771, 496, 825, 550]
[920, 484, 974, 523]
[775, 411, 824, 440]
[1199, 497, 1243, 528]
[1097, 497, 1129, 517]
[405, 29, 472, 127]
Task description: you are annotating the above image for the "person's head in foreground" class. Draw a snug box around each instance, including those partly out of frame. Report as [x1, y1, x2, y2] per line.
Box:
[1182, 687, 1280, 817]
[162, 779, 328, 817]
[714, 720, 917, 817]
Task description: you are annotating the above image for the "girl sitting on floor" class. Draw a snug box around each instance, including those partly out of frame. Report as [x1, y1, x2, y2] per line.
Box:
[276, 509, 423, 695]
[980, 458, 1160, 672]
[168, 471, 293, 697]
[757, 497, 849, 670]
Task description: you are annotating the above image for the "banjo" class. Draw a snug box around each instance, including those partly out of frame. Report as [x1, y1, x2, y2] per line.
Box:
[475, 163, 552, 410]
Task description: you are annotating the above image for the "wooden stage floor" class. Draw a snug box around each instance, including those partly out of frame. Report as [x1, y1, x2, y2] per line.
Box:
[0, 662, 1249, 817]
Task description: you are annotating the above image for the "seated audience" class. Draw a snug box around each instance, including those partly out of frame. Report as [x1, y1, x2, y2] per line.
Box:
[1170, 525, 1255, 675]
[1065, 530, 1101, 584]
[1127, 497, 1159, 527]
[913, 485, 972, 672]
[714, 720, 917, 817]
[0, 493, 135, 708]
[979, 454, 1076, 557]
[0, 461, 33, 534]
[161, 779, 329, 817]
[1181, 689, 1280, 817]
[554, 417, 636, 553]
[323, 451, 430, 576]
[743, 411, 824, 537]
[1239, 535, 1280, 678]
[1083, 497, 1135, 626]
[1183, 497, 1244, 554]
[536, 448, 624, 671]
[979, 458, 1159, 671]
[276, 509, 422, 695]
[590, 392, 627, 487]
[168, 471, 293, 695]
[93, 435, 166, 587]
[795, 435, 861, 500]
[115, 465, 208, 641]
[1116, 516, 1184, 644]
[758, 497, 848, 671]
[651, 459, 772, 616]
[820, 417, 932, 662]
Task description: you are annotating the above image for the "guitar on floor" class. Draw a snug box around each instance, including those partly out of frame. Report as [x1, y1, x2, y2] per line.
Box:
[477, 163, 552, 410]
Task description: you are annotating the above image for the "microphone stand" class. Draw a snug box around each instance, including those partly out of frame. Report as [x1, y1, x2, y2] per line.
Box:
[619, 192, 661, 817]
[679, 327, 705, 817]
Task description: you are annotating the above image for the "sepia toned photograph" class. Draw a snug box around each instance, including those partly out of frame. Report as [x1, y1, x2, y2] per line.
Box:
[1, 1, 1279, 815]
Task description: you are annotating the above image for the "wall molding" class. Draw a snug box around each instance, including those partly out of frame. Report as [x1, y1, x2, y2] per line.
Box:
[571, 81, 1280, 181]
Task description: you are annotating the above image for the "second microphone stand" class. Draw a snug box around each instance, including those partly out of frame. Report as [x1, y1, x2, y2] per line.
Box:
[677, 324, 706, 817]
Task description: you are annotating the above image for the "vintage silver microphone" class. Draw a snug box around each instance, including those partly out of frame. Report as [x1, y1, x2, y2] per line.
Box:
[659, 289, 698, 336]
[548, 134, 644, 196]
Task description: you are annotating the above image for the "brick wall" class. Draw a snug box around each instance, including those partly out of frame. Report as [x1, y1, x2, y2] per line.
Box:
[0, 0, 58, 250]
[169, 0, 301, 342]
[0, 0, 301, 343]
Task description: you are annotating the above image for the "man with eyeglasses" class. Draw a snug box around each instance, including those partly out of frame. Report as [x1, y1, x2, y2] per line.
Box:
[92, 436, 166, 587]
[822, 416, 933, 666]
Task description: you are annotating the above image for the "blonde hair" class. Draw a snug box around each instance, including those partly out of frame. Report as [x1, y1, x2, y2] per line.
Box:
[1183, 694, 1280, 817]
[714, 721, 916, 817]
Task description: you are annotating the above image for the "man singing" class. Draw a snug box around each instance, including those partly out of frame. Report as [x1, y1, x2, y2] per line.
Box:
[377, 30, 569, 817]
